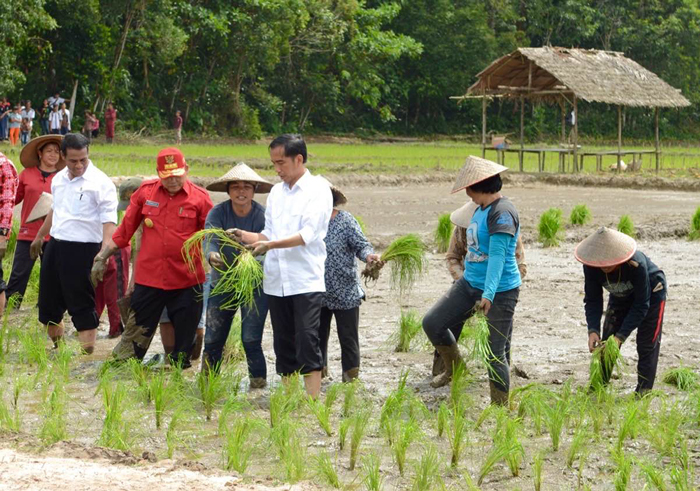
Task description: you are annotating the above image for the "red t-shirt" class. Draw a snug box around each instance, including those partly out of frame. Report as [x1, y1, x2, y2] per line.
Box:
[174, 115, 183, 130]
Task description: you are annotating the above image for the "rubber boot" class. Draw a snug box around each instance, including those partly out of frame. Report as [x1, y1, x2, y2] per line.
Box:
[489, 381, 509, 407]
[321, 366, 328, 379]
[249, 377, 267, 389]
[431, 349, 445, 376]
[342, 367, 359, 383]
[430, 344, 463, 388]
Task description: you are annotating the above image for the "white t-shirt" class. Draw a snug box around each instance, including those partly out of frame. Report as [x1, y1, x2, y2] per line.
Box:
[49, 111, 61, 130]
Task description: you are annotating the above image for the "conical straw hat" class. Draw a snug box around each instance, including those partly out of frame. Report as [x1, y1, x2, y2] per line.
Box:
[19, 135, 65, 170]
[317, 176, 347, 206]
[574, 227, 637, 268]
[450, 201, 478, 228]
[451, 156, 508, 194]
[206, 163, 273, 193]
[26, 192, 53, 223]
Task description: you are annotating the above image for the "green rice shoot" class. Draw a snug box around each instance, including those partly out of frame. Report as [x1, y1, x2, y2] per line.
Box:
[589, 338, 623, 392]
[433, 213, 453, 253]
[182, 228, 263, 310]
[689, 207, 700, 240]
[617, 215, 636, 238]
[538, 208, 564, 247]
[460, 311, 503, 385]
[392, 309, 423, 352]
[362, 233, 427, 294]
[569, 204, 592, 226]
[662, 366, 700, 391]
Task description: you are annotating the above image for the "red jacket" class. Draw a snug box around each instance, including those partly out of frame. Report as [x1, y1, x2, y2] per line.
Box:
[16, 166, 56, 241]
[112, 178, 213, 290]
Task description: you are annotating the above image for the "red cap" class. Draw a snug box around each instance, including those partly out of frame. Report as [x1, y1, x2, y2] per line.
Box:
[157, 147, 187, 178]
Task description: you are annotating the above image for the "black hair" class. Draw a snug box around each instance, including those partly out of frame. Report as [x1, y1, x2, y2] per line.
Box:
[468, 174, 502, 194]
[227, 181, 255, 192]
[61, 133, 90, 154]
[269, 134, 307, 163]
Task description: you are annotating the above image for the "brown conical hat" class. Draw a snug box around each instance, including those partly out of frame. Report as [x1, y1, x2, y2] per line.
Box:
[450, 201, 478, 228]
[317, 176, 347, 206]
[206, 163, 273, 193]
[26, 192, 53, 223]
[574, 227, 637, 268]
[19, 135, 65, 170]
[451, 156, 508, 194]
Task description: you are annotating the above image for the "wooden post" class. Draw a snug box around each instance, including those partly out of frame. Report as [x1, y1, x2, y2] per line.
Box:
[572, 96, 578, 172]
[655, 107, 660, 174]
[617, 106, 623, 173]
[481, 97, 487, 158]
[519, 96, 524, 172]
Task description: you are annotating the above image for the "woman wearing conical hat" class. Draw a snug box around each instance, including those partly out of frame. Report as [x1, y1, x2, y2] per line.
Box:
[422, 156, 521, 405]
[575, 227, 667, 395]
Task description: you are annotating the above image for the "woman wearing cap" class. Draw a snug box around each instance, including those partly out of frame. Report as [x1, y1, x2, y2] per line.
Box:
[422, 156, 521, 405]
[575, 227, 666, 394]
[6, 135, 63, 305]
[202, 163, 271, 388]
[318, 178, 381, 383]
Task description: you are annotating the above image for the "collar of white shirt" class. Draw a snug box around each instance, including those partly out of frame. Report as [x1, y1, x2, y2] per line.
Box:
[283, 169, 312, 193]
[60, 159, 98, 182]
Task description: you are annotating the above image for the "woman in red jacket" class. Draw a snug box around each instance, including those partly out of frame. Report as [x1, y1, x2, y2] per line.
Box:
[7, 135, 64, 304]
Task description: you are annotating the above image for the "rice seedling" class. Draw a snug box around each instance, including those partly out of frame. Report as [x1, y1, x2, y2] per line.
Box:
[639, 460, 667, 491]
[271, 417, 306, 483]
[361, 233, 427, 294]
[0, 389, 19, 432]
[308, 383, 340, 436]
[570, 204, 592, 226]
[391, 418, 419, 476]
[462, 473, 480, 491]
[0, 293, 21, 362]
[450, 362, 472, 411]
[670, 466, 692, 491]
[217, 392, 250, 436]
[39, 382, 68, 445]
[314, 452, 342, 489]
[567, 424, 588, 468]
[533, 452, 544, 491]
[392, 310, 423, 353]
[543, 394, 568, 451]
[338, 416, 351, 451]
[662, 366, 699, 391]
[350, 409, 371, 470]
[495, 410, 524, 477]
[411, 445, 441, 491]
[197, 364, 231, 420]
[448, 406, 470, 468]
[166, 405, 188, 460]
[433, 213, 453, 253]
[589, 338, 622, 392]
[355, 215, 368, 235]
[380, 372, 409, 432]
[222, 315, 245, 364]
[538, 208, 563, 247]
[127, 358, 152, 403]
[99, 382, 132, 451]
[577, 452, 589, 490]
[646, 401, 685, 457]
[462, 311, 503, 385]
[436, 402, 449, 438]
[269, 375, 304, 427]
[342, 379, 359, 418]
[149, 369, 173, 429]
[689, 206, 700, 240]
[478, 432, 524, 484]
[617, 215, 636, 238]
[514, 384, 549, 435]
[18, 326, 49, 372]
[611, 445, 632, 491]
[223, 416, 257, 473]
[616, 399, 643, 449]
[182, 228, 263, 310]
[361, 452, 383, 491]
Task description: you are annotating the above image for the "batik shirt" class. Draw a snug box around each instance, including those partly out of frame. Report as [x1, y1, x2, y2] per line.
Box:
[0, 153, 18, 232]
[322, 210, 374, 311]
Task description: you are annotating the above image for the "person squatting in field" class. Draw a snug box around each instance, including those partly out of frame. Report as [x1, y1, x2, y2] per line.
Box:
[229, 134, 332, 398]
[317, 177, 383, 383]
[7, 135, 62, 306]
[422, 156, 521, 406]
[30, 133, 118, 353]
[201, 163, 272, 388]
[575, 227, 667, 395]
[94, 147, 213, 367]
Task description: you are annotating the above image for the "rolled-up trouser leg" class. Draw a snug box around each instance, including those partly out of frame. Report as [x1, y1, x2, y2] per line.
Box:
[484, 287, 519, 393]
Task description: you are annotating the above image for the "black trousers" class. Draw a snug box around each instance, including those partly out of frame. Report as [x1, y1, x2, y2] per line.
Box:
[268, 292, 324, 376]
[6, 240, 43, 304]
[602, 288, 666, 393]
[38, 238, 100, 331]
[320, 306, 360, 373]
[130, 284, 203, 367]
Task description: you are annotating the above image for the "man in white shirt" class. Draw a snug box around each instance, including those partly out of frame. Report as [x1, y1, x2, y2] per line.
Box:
[20, 101, 35, 145]
[232, 134, 332, 398]
[30, 133, 118, 353]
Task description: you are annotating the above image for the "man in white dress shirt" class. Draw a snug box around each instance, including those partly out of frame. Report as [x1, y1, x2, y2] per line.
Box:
[231, 134, 332, 397]
[30, 133, 118, 353]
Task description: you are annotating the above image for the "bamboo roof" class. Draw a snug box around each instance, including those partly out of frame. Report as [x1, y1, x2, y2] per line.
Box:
[466, 47, 690, 108]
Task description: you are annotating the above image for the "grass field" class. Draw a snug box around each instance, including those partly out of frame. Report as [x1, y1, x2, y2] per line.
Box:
[2, 139, 700, 178]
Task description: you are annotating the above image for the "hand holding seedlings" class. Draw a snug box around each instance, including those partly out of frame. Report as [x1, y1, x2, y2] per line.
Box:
[366, 253, 384, 267]
[588, 332, 601, 353]
[208, 252, 225, 268]
[478, 298, 492, 315]
[90, 254, 108, 287]
[226, 227, 245, 243]
[249, 241, 271, 257]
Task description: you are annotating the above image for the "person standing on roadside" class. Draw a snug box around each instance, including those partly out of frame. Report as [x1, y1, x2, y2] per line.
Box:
[0, 150, 19, 312]
[59, 103, 71, 136]
[230, 134, 332, 398]
[104, 103, 117, 144]
[20, 101, 35, 145]
[49, 105, 61, 135]
[39, 100, 50, 136]
[93, 148, 213, 367]
[174, 110, 183, 145]
[6, 135, 63, 305]
[30, 133, 117, 353]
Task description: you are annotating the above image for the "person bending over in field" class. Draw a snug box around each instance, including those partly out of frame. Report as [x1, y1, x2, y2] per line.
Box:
[422, 156, 521, 406]
[575, 227, 667, 395]
[317, 177, 382, 383]
[202, 163, 272, 389]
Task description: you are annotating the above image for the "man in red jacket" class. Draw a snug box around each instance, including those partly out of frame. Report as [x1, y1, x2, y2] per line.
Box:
[92, 147, 212, 367]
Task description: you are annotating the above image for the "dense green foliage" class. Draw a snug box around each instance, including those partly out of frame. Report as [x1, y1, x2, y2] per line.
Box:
[3, 0, 700, 138]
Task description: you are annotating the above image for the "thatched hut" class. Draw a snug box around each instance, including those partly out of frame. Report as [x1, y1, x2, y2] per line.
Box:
[458, 47, 691, 172]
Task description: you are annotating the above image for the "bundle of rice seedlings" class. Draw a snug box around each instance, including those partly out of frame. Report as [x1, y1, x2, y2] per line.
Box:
[589, 339, 622, 392]
[182, 229, 263, 310]
[689, 207, 700, 240]
[570, 204, 592, 226]
[461, 311, 502, 385]
[617, 215, 636, 238]
[433, 213, 453, 253]
[361, 234, 427, 294]
[538, 208, 564, 247]
[392, 310, 423, 353]
[662, 366, 700, 391]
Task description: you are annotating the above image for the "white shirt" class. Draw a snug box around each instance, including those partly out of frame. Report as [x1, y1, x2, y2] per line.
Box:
[261, 170, 333, 296]
[60, 108, 71, 130]
[49, 111, 61, 130]
[50, 160, 118, 243]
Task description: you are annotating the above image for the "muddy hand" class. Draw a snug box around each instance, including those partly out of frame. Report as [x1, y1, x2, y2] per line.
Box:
[588, 332, 601, 353]
[225, 228, 244, 243]
[208, 251, 225, 269]
[29, 238, 43, 261]
[249, 241, 271, 257]
[366, 254, 384, 268]
[90, 255, 107, 287]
